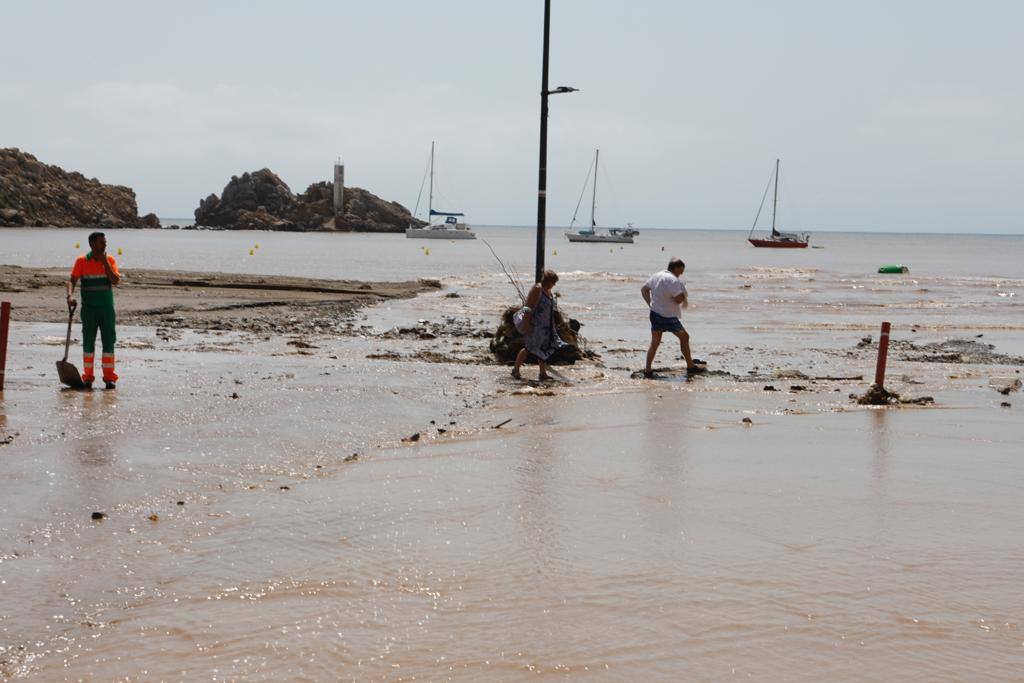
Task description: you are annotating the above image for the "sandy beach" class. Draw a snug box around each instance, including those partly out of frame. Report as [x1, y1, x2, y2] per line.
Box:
[0, 265, 441, 335]
[1, 227, 1022, 680]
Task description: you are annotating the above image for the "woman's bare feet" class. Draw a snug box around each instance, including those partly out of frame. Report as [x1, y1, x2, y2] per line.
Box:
[511, 368, 522, 380]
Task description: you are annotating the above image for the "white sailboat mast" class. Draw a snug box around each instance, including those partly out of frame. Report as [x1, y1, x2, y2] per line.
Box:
[590, 149, 599, 229]
[771, 158, 779, 236]
[428, 141, 435, 223]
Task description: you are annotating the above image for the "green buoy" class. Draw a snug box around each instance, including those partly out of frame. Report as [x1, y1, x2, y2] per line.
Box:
[878, 264, 909, 274]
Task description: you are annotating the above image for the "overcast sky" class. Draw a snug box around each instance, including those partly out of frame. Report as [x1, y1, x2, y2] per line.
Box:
[2, 1, 1021, 233]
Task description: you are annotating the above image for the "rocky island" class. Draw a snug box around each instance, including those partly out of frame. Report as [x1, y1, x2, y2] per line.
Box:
[0, 148, 160, 229]
[0, 149, 424, 233]
[194, 168, 425, 232]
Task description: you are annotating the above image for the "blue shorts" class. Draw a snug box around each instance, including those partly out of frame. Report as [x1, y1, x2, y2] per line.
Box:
[650, 311, 684, 333]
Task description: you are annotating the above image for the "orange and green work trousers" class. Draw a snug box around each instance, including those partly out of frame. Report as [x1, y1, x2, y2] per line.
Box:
[81, 305, 117, 383]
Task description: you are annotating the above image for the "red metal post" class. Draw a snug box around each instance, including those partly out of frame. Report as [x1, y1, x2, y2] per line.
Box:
[0, 301, 10, 391]
[874, 321, 891, 388]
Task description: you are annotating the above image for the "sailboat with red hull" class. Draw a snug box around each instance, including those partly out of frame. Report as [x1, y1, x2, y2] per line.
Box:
[747, 159, 809, 248]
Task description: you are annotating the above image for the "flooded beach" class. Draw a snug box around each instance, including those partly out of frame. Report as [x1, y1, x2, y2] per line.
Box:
[1, 227, 1022, 679]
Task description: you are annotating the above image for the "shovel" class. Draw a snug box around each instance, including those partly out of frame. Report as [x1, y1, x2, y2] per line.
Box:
[57, 301, 85, 389]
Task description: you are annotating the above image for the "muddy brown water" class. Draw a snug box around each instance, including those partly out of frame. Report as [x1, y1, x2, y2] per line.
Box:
[1, 227, 1022, 679]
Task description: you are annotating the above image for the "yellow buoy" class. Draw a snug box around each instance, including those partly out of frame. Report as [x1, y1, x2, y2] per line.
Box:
[425, 248, 430, 256]
[254, 243, 260, 249]
[117, 248, 122, 255]
[75, 242, 80, 249]
[609, 248, 614, 253]
[249, 249, 254, 256]
[552, 249, 558, 256]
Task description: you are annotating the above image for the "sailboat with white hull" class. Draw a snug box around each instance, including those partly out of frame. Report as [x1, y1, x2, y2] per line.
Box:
[565, 149, 637, 244]
[406, 141, 475, 240]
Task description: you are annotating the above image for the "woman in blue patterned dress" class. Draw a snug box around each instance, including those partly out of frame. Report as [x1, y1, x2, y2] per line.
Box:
[512, 269, 567, 381]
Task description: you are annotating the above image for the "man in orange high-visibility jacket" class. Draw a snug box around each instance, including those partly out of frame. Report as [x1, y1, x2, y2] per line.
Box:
[67, 232, 121, 389]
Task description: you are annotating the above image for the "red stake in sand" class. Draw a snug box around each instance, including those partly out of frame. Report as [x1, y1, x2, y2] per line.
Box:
[874, 321, 891, 388]
[0, 301, 10, 391]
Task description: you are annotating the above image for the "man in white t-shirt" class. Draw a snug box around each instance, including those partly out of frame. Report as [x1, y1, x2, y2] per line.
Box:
[640, 257, 704, 377]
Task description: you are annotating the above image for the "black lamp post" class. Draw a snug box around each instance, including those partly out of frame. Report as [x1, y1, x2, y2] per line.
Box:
[534, 0, 578, 283]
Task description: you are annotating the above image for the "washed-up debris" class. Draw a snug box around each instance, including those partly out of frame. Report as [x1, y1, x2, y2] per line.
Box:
[893, 339, 1024, 365]
[763, 385, 777, 391]
[279, 485, 290, 491]
[855, 385, 899, 405]
[344, 453, 359, 462]
[287, 339, 319, 349]
[741, 417, 753, 425]
[367, 350, 479, 364]
[403, 433, 421, 443]
[774, 368, 809, 379]
[990, 377, 1022, 395]
[1001, 402, 1012, 408]
[493, 418, 513, 429]
[444, 292, 461, 298]
[147, 513, 159, 522]
[176, 501, 185, 506]
[855, 385, 934, 406]
[381, 317, 493, 341]
[629, 366, 726, 380]
[366, 351, 402, 361]
[813, 375, 864, 381]
[490, 305, 595, 364]
[512, 386, 556, 396]
[857, 336, 873, 348]
[91, 511, 106, 520]
[790, 385, 807, 392]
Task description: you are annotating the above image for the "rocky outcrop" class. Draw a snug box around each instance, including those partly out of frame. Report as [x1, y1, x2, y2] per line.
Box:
[0, 148, 159, 229]
[336, 186, 426, 233]
[194, 169, 425, 232]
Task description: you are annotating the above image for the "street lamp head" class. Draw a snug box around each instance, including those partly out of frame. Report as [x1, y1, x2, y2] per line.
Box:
[545, 86, 579, 95]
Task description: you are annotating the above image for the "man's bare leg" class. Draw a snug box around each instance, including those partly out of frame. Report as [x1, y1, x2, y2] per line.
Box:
[645, 330, 663, 375]
[674, 329, 695, 368]
[538, 359, 550, 381]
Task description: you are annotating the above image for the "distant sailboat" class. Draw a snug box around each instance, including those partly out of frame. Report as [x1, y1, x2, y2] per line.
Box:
[747, 159, 809, 248]
[406, 141, 476, 240]
[565, 149, 638, 244]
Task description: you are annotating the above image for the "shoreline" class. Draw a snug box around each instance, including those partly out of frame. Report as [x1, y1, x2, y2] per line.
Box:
[0, 264, 441, 335]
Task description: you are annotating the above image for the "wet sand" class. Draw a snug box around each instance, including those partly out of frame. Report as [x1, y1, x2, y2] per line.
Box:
[2, 319, 1021, 679]
[0, 264, 441, 335]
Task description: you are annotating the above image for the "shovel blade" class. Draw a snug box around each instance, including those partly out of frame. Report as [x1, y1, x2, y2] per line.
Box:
[57, 360, 85, 389]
